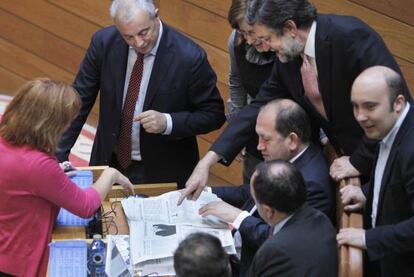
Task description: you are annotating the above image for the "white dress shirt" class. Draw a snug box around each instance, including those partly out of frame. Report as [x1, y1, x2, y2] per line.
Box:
[304, 21, 317, 72]
[122, 21, 172, 161]
[371, 104, 410, 227]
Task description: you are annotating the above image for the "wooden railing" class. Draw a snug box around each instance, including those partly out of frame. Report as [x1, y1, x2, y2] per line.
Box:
[337, 177, 364, 277]
[323, 145, 364, 277]
[77, 165, 177, 199]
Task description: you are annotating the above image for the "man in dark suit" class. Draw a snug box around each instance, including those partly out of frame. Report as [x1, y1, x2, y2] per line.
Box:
[337, 66, 414, 277]
[199, 99, 334, 276]
[247, 160, 337, 277]
[179, 0, 411, 203]
[56, 0, 225, 188]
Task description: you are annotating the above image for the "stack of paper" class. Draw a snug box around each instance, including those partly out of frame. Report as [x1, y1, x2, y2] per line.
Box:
[105, 235, 133, 277]
[121, 191, 236, 276]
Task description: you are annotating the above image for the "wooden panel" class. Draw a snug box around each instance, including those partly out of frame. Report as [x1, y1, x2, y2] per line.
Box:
[397, 57, 414, 95]
[0, 37, 74, 83]
[195, 38, 230, 85]
[185, 0, 230, 18]
[52, 227, 86, 240]
[0, 9, 84, 74]
[0, 66, 26, 95]
[159, 0, 231, 51]
[313, 0, 414, 64]
[48, 0, 113, 28]
[77, 166, 108, 181]
[106, 183, 177, 200]
[217, 81, 230, 105]
[197, 136, 242, 185]
[1, 0, 99, 49]
[350, 0, 414, 26]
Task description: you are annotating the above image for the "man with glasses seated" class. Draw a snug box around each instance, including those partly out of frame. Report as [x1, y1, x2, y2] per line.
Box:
[56, 0, 225, 188]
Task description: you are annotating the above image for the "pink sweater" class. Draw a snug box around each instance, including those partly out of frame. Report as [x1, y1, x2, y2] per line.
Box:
[0, 137, 101, 276]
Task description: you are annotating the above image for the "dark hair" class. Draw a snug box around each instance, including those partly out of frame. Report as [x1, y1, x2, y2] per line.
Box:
[261, 99, 311, 143]
[247, 0, 316, 35]
[385, 70, 404, 110]
[228, 0, 249, 46]
[253, 160, 306, 213]
[228, 0, 249, 29]
[174, 233, 231, 277]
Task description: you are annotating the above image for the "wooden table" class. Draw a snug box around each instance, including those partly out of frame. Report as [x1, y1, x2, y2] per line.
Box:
[52, 182, 177, 239]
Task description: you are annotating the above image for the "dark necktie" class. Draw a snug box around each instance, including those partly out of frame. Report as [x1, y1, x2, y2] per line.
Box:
[117, 53, 144, 169]
[300, 55, 327, 120]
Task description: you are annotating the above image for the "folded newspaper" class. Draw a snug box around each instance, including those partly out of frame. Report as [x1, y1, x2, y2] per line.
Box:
[121, 191, 236, 275]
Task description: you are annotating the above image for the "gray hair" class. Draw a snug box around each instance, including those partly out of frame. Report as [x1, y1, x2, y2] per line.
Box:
[110, 0, 156, 22]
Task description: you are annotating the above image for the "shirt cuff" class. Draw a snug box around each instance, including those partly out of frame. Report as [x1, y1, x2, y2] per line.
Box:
[231, 211, 250, 230]
[362, 233, 366, 249]
[162, 113, 172, 135]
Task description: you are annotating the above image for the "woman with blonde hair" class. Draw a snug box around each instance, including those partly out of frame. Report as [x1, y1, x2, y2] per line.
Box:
[0, 78, 133, 277]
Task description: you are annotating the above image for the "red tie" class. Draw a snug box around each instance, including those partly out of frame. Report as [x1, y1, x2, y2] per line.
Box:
[300, 55, 327, 120]
[117, 53, 144, 169]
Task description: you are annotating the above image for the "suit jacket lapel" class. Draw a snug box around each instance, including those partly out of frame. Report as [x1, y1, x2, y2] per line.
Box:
[292, 144, 315, 171]
[376, 109, 413, 218]
[283, 57, 304, 102]
[112, 36, 129, 114]
[143, 24, 175, 110]
[376, 146, 398, 219]
[315, 17, 332, 121]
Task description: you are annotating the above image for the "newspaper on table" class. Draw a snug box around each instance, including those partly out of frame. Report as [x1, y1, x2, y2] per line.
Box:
[121, 191, 236, 275]
[105, 235, 133, 277]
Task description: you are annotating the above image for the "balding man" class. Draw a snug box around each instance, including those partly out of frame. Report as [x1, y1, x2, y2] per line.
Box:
[248, 160, 337, 277]
[56, 0, 225, 187]
[337, 66, 414, 277]
[174, 232, 231, 277]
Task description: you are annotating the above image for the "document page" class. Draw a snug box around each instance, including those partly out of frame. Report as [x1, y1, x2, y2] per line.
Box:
[121, 190, 236, 273]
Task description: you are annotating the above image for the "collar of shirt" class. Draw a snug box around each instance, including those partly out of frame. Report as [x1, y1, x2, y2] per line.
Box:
[381, 103, 410, 149]
[272, 213, 294, 236]
[303, 21, 317, 59]
[289, 144, 309, 163]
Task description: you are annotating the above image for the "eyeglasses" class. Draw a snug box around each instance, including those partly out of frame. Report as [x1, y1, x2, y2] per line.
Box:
[237, 29, 255, 40]
[256, 36, 271, 44]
